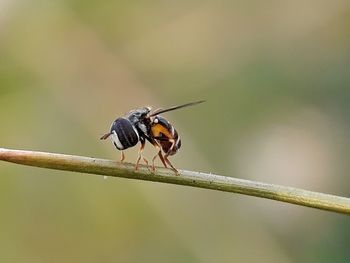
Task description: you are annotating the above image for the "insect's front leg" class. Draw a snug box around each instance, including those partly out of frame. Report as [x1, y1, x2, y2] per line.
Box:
[120, 151, 125, 163]
[135, 138, 150, 170]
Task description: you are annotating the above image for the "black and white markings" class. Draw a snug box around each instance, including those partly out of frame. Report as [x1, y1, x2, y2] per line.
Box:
[110, 118, 139, 150]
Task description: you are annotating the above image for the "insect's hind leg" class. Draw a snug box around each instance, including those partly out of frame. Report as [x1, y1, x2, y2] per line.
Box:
[145, 137, 167, 171]
[163, 138, 179, 175]
[151, 143, 167, 171]
[164, 154, 179, 175]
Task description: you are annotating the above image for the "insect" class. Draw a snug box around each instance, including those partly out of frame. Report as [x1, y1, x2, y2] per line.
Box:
[100, 100, 204, 174]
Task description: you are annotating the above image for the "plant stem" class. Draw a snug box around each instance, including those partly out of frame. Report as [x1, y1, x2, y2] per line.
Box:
[0, 147, 349, 215]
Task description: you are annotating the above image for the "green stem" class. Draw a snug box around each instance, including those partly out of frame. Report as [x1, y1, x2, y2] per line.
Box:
[0, 148, 349, 214]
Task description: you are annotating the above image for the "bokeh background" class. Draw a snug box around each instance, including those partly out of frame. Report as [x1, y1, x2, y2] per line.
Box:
[1, 0, 349, 262]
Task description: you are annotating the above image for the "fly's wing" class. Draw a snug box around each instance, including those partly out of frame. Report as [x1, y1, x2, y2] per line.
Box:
[150, 100, 205, 116]
[101, 101, 204, 140]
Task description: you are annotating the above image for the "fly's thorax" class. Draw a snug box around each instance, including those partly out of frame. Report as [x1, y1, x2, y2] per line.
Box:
[125, 107, 152, 136]
[126, 107, 151, 124]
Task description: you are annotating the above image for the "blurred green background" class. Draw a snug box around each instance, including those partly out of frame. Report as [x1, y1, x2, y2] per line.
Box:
[0, 0, 349, 262]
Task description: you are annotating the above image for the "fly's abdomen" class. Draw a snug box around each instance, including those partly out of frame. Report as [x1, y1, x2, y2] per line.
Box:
[159, 129, 181, 156]
[110, 118, 139, 150]
[151, 116, 181, 156]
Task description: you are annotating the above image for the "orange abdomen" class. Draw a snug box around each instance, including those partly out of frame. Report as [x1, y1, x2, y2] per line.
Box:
[151, 117, 181, 155]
